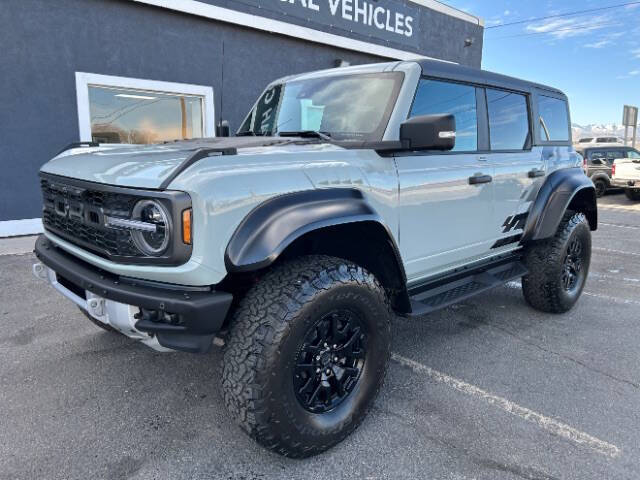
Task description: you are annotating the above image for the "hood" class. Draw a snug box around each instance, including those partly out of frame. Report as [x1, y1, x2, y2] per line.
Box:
[41, 137, 344, 189]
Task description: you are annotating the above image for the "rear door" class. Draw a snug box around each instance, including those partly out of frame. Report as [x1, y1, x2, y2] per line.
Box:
[396, 78, 495, 282]
[586, 149, 613, 178]
[485, 88, 541, 249]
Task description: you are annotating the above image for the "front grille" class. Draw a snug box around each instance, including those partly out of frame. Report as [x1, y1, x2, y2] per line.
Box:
[40, 176, 142, 259]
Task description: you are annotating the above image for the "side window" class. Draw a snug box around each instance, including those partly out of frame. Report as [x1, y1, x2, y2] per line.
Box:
[410, 79, 478, 152]
[606, 150, 622, 162]
[486, 89, 530, 150]
[537, 95, 570, 142]
[628, 150, 640, 159]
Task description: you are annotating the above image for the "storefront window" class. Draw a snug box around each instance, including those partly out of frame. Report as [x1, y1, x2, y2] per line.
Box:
[88, 86, 204, 144]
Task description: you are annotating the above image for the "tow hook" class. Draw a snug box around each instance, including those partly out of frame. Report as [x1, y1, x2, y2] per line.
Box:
[32, 262, 48, 281]
[87, 297, 106, 318]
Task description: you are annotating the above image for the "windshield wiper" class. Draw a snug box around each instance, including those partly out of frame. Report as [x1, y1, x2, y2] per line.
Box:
[278, 130, 333, 142]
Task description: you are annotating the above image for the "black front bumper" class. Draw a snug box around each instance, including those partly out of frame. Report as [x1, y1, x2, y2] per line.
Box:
[34, 235, 233, 353]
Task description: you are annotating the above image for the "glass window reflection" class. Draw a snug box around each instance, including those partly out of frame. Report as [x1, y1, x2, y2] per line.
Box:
[88, 86, 204, 144]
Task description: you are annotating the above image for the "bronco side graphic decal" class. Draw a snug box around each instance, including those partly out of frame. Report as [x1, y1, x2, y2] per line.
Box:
[502, 212, 528, 234]
[492, 212, 529, 249]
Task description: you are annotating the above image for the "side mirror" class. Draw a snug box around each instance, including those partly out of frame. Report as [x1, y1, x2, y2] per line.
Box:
[216, 120, 230, 137]
[400, 114, 456, 151]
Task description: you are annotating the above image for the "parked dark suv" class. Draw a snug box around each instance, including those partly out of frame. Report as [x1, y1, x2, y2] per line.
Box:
[577, 146, 640, 197]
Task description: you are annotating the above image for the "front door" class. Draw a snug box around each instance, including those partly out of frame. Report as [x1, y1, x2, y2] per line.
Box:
[396, 78, 495, 283]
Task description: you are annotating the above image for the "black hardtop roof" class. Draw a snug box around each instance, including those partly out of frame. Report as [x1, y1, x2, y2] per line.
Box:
[417, 59, 566, 97]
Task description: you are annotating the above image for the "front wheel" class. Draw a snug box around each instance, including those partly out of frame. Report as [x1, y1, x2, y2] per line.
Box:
[222, 255, 392, 458]
[522, 212, 592, 313]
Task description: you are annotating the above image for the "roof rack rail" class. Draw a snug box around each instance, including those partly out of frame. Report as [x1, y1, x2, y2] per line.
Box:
[160, 147, 238, 190]
[56, 141, 100, 156]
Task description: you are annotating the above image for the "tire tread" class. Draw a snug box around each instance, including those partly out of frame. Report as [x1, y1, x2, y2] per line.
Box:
[222, 255, 391, 458]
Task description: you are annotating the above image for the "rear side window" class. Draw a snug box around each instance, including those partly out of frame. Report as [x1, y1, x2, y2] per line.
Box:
[579, 138, 593, 143]
[538, 95, 570, 142]
[411, 79, 478, 152]
[486, 89, 530, 150]
[589, 149, 623, 163]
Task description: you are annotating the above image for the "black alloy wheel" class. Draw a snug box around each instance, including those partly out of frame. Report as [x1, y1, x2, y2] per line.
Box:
[294, 309, 366, 414]
[562, 237, 585, 293]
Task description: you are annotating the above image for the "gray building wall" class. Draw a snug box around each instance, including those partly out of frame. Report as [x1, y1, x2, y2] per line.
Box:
[0, 0, 482, 222]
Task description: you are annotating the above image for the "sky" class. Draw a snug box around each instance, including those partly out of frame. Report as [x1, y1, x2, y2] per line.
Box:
[444, 0, 640, 126]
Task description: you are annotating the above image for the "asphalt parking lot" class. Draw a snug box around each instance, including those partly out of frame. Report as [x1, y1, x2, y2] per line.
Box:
[2, 192, 640, 480]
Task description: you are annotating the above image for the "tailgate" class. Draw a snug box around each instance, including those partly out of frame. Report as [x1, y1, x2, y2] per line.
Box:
[615, 159, 640, 180]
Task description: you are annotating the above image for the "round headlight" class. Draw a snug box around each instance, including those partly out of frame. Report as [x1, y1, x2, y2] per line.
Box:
[131, 200, 172, 256]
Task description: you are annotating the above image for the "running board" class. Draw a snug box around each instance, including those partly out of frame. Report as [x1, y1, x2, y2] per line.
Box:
[408, 260, 527, 317]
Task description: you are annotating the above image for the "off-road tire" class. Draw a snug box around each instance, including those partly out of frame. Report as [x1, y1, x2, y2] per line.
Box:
[78, 307, 116, 333]
[593, 178, 607, 198]
[624, 189, 640, 201]
[522, 212, 591, 314]
[222, 255, 392, 458]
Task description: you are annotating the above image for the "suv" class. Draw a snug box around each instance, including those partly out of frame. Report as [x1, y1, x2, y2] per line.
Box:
[32, 60, 597, 458]
[577, 146, 640, 197]
[575, 137, 624, 147]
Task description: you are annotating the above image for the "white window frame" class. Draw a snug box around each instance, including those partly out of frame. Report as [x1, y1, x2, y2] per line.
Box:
[75, 72, 215, 142]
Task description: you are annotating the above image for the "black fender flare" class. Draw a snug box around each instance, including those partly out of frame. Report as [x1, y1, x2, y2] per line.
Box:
[224, 188, 406, 282]
[522, 167, 597, 243]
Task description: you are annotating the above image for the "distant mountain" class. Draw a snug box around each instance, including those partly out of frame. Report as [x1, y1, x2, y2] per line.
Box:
[572, 123, 639, 141]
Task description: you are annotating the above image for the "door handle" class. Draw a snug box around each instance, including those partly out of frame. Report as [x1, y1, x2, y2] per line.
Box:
[469, 174, 493, 185]
[528, 169, 546, 178]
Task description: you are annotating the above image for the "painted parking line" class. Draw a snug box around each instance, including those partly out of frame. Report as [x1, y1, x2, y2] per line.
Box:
[593, 247, 640, 258]
[507, 280, 640, 306]
[598, 204, 640, 213]
[583, 292, 640, 306]
[599, 222, 640, 230]
[391, 353, 621, 458]
[590, 272, 640, 285]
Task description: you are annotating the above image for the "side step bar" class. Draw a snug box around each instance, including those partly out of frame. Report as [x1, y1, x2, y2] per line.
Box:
[408, 259, 527, 317]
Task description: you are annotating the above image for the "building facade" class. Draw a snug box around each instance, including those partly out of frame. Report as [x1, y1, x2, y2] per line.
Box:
[0, 0, 483, 236]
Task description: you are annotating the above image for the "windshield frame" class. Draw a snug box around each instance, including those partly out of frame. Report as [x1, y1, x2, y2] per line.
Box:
[237, 71, 405, 142]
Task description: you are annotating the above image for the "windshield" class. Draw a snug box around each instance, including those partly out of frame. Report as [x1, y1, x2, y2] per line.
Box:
[237, 72, 403, 142]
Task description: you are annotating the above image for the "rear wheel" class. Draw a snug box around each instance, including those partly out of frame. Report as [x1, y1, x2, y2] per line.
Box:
[522, 212, 591, 313]
[222, 255, 391, 458]
[593, 178, 607, 198]
[624, 189, 640, 201]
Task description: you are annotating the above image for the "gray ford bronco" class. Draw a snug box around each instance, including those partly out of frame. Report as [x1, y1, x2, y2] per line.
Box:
[33, 60, 597, 458]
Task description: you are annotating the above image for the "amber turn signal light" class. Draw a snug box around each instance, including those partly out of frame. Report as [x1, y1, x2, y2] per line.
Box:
[182, 208, 192, 245]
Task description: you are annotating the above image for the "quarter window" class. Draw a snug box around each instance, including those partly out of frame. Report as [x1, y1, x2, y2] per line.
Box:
[486, 89, 530, 150]
[538, 95, 570, 142]
[411, 79, 478, 152]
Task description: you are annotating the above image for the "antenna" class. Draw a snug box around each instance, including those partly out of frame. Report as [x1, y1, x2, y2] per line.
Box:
[219, 40, 225, 136]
